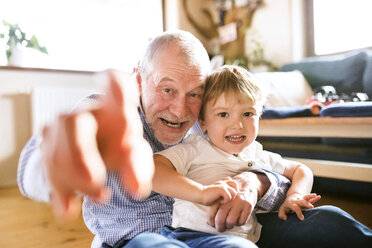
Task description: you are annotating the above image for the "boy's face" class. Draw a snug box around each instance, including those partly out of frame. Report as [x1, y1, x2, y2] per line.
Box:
[199, 93, 261, 154]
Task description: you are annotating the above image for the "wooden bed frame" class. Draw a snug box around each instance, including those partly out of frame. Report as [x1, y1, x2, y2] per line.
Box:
[258, 117, 372, 183]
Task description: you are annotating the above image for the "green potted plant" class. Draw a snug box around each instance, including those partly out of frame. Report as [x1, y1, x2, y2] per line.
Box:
[0, 20, 48, 66]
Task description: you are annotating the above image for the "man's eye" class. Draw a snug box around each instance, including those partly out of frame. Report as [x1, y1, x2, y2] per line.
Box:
[163, 88, 172, 93]
[189, 93, 200, 98]
[244, 112, 253, 117]
[218, 112, 228, 117]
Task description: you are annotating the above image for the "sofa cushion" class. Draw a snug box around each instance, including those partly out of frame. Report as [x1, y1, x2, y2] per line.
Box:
[254, 70, 313, 108]
[262, 105, 314, 119]
[281, 50, 368, 95]
[362, 50, 372, 98]
[320, 101, 372, 117]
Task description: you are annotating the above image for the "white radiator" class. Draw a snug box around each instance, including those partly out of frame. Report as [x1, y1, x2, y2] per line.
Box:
[31, 87, 99, 134]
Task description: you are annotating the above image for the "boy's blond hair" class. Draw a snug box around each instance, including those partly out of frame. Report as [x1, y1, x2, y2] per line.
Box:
[200, 65, 267, 120]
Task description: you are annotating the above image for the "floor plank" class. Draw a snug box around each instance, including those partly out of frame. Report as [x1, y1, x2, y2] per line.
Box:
[0, 187, 93, 248]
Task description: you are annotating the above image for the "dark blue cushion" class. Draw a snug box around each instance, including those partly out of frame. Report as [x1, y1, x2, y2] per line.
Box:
[281, 50, 368, 95]
[320, 101, 372, 117]
[262, 105, 315, 119]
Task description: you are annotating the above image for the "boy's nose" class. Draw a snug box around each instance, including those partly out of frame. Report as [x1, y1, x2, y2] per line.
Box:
[231, 118, 243, 129]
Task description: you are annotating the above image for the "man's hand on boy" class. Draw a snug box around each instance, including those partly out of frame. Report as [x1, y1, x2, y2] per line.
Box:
[278, 193, 321, 221]
[207, 172, 268, 232]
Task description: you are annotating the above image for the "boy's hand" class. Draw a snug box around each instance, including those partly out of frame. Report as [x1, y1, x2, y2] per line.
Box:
[201, 177, 238, 206]
[278, 193, 321, 221]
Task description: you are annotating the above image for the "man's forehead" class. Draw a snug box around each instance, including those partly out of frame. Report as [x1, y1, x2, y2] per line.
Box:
[152, 70, 207, 84]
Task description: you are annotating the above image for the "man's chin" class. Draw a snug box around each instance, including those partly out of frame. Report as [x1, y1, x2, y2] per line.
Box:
[156, 133, 184, 145]
[154, 129, 186, 145]
[150, 120, 192, 145]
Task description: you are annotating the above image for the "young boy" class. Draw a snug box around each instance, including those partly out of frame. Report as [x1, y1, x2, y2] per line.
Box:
[152, 65, 320, 243]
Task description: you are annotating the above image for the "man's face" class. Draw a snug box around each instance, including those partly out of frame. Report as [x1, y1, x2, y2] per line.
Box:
[139, 45, 208, 145]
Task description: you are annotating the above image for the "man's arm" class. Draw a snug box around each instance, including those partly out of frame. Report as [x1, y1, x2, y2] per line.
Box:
[17, 70, 155, 220]
[255, 170, 291, 211]
[207, 170, 290, 232]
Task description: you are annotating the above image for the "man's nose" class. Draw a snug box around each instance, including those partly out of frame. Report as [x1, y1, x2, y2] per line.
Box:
[169, 96, 188, 118]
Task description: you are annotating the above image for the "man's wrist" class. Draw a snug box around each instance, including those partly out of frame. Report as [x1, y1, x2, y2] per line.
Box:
[255, 172, 270, 198]
[233, 171, 270, 199]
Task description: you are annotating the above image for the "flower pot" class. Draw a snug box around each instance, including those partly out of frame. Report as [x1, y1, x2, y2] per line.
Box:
[8, 46, 24, 67]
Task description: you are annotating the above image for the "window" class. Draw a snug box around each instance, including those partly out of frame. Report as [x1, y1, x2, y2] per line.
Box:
[306, 0, 372, 56]
[0, 0, 163, 71]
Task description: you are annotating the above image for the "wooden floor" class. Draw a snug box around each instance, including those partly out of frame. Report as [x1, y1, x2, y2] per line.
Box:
[1, 186, 372, 248]
[0, 187, 93, 248]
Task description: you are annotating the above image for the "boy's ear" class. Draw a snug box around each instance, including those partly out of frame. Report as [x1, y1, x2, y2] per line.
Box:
[198, 118, 207, 133]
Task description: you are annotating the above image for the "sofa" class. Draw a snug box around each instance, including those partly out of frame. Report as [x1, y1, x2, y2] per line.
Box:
[253, 49, 372, 197]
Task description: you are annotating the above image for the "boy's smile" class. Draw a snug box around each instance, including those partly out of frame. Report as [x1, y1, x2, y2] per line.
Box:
[225, 135, 247, 144]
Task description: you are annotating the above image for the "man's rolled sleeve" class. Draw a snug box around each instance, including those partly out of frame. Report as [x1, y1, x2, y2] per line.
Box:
[17, 134, 51, 202]
[256, 170, 291, 211]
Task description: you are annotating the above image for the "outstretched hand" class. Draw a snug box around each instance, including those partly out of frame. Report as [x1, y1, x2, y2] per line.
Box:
[93, 71, 154, 197]
[41, 70, 154, 220]
[278, 193, 321, 221]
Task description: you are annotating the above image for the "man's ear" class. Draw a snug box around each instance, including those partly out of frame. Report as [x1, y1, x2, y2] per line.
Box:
[135, 70, 142, 97]
[198, 118, 207, 133]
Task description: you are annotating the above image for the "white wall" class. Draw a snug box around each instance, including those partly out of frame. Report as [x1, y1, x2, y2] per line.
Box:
[0, 68, 104, 187]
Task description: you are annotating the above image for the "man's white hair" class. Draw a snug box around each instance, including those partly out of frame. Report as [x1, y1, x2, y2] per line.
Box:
[139, 30, 211, 78]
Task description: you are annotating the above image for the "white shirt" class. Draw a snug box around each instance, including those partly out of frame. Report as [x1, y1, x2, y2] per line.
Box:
[157, 133, 286, 243]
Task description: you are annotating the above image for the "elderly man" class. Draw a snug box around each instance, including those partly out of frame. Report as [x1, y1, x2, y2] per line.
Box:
[18, 30, 371, 248]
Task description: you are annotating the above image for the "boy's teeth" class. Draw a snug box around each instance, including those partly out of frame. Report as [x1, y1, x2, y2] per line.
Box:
[227, 135, 244, 141]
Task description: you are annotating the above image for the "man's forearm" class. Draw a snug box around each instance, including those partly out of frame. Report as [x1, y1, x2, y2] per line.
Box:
[233, 171, 270, 198]
[234, 170, 291, 211]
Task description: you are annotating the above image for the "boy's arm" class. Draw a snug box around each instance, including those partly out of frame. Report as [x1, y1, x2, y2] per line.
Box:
[153, 154, 236, 205]
[278, 159, 320, 220]
[282, 159, 314, 198]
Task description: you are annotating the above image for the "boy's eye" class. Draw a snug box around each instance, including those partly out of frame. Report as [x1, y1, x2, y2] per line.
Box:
[218, 112, 229, 117]
[243, 112, 253, 117]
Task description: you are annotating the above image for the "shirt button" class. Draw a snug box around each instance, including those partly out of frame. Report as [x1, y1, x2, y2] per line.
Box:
[248, 162, 253, 167]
